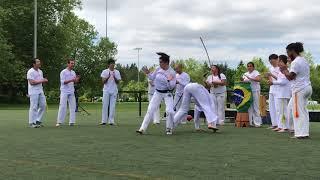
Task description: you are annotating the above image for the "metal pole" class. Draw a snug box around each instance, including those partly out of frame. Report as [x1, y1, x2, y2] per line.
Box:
[133, 48, 142, 83]
[137, 49, 140, 83]
[33, 0, 37, 58]
[106, 0, 108, 38]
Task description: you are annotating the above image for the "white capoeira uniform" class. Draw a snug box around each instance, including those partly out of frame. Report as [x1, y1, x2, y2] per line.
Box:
[273, 72, 291, 130]
[101, 69, 121, 124]
[268, 66, 280, 127]
[138, 67, 176, 132]
[57, 69, 77, 125]
[206, 73, 227, 125]
[243, 70, 262, 126]
[289, 56, 312, 137]
[147, 80, 160, 124]
[173, 83, 218, 129]
[27, 68, 46, 125]
[174, 72, 190, 123]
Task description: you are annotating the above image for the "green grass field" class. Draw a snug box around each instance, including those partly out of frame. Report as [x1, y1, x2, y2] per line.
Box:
[1, 103, 320, 180]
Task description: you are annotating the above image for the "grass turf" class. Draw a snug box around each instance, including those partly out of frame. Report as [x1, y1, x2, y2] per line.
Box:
[0, 102, 320, 180]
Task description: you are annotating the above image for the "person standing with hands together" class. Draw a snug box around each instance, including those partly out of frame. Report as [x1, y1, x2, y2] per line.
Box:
[100, 59, 121, 126]
[56, 59, 80, 127]
[241, 62, 262, 127]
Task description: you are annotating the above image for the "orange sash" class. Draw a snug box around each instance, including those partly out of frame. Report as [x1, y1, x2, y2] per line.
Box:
[294, 92, 299, 118]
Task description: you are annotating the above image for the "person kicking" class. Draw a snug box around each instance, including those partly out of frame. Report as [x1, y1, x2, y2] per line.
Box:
[136, 52, 176, 135]
[173, 83, 219, 133]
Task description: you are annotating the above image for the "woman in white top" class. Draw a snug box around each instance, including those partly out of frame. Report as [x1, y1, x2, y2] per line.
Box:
[280, 42, 312, 139]
[241, 62, 262, 127]
[268, 55, 292, 133]
[206, 65, 227, 125]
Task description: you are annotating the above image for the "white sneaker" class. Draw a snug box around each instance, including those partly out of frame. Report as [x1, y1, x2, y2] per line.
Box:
[56, 123, 61, 127]
[29, 123, 40, 128]
[166, 128, 173, 135]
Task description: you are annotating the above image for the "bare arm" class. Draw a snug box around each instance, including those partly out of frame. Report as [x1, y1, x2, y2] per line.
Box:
[29, 78, 48, 85]
[245, 75, 261, 82]
[282, 69, 296, 81]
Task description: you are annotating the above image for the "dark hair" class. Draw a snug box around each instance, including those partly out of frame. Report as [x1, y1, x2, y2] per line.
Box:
[247, 62, 255, 68]
[31, 58, 39, 66]
[107, 58, 116, 65]
[157, 52, 170, 64]
[268, 54, 278, 61]
[279, 55, 288, 64]
[286, 42, 304, 54]
[212, 65, 221, 79]
[67, 58, 75, 64]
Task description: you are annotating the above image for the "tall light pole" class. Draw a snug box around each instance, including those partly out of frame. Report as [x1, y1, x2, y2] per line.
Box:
[105, 0, 108, 38]
[33, 0, 37, 58]
[133, 48, 142, 83]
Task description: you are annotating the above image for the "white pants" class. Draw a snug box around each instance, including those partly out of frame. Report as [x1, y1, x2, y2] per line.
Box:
[248, 91, 262, 126]
[174, 83, 217, 128]
[275, 98, 290, 129]
[57, 93, 76, 124]
[148, 93, 160, 124]
[287, 97, 294, 131]
[139, 91, 174, 132]
[102, 91, 117, 124]
[269, 93, 278, 127]
[174, 93, 186, 122]
[292, 86, 312, 137]
[210, 93, 225, 125]
[28, 93, 46, 124]
[193, 105, 203, 129]
[174, 93, 183, 111]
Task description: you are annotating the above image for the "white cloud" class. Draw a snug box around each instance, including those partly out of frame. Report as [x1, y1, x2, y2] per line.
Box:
[75, 0, 320, 67]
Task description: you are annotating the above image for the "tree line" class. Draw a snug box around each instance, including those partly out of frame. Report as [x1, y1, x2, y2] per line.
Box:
[1, 1, 319, 103]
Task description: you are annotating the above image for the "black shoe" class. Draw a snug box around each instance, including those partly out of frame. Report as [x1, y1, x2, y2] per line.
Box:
[109, 123, 114, 126]
[29, 123, 40, 128]
[136, 130, 143, 135]
[36, 121, 44, 127]
[99, 123, 106, 126]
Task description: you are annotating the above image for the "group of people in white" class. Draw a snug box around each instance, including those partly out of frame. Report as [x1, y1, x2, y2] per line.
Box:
[27, 42, 312, 139]
[27, 58, 121, 128]
[266, 42, 312, 139]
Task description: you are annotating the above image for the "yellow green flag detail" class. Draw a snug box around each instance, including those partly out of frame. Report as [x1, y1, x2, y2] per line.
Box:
[233, 82, 253, 112]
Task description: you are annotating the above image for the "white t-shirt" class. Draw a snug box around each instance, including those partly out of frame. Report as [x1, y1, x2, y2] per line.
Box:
[268, 66, 280, 94]
[289, 56, 311, 93]
[101, 69, 121, 93]
[27, 68, 44, 95]
[273, 72, 291, 99]
[175, 72, 190, 96]
[148, 67, 176, 91]
[60, 69, 76, 94]
[243, 70, 261, 92]
[206, 73, 227, 94]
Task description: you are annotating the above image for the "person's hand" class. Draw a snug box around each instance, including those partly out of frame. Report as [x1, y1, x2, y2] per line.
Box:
[142, 66, 150, 74]
[75, 75, 80, 83]
[265, 72, 272, 77]
[42, 78, 48, 83]
[279, 64, 288, 71]
[167, 75, 173, 81]
[267, 80, 273, 85]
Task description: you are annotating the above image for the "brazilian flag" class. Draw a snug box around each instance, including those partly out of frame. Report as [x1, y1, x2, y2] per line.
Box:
[233, 82, 252, 112]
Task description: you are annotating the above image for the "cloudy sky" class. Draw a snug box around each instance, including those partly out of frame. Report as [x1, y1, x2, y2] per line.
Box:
[75, 0, 320, 68]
